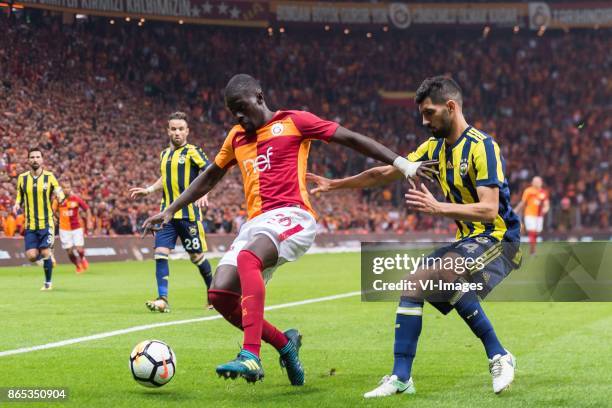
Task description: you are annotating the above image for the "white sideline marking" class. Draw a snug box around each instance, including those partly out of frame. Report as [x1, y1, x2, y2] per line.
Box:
[0, 291, 361, 358]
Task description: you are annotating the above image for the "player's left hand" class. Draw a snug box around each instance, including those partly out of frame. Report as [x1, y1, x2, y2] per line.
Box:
[141, 210, 172, 237]
[195, 194, 209, 209]
[405, 183, 442, 215]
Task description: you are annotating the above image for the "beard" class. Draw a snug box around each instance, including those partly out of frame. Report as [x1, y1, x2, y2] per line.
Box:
[30, 162, 40, 170]
[429, 111, 452, 139]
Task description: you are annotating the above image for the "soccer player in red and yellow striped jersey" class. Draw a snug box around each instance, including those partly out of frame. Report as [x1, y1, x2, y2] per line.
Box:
[143, 74, 437, 384]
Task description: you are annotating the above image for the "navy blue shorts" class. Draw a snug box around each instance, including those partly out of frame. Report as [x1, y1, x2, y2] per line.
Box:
[154, 219, 208, 254]
[24, 228, 54, 251]
[428, 234, 521, 314]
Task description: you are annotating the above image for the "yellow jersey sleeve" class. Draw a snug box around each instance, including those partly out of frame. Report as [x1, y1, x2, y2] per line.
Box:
[473, 139, 504, 188]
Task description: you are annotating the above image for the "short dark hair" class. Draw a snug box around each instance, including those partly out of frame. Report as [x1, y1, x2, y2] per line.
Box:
[168, 111, 188, 123]
[224, 74, 262, 99]
[415, 76, 463, 106]
[28, 147, 42, 157]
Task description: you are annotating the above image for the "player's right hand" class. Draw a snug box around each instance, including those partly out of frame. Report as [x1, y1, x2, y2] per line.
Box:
[12, 204, 20, 215]
[129, 187, 149, 199]
[141, 210, 172, 237]
[414, 160, 439, 182]
[306, 173, 333, 194]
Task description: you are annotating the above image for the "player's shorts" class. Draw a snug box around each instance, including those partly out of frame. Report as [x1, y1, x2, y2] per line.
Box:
[59, 228, 85, 249]
[218, 206, 317, 282]
[154, 219, 208, 254]
[427, 234, 522, 315]
[524, 215, 544, 233]
[24, 228, 54, 251]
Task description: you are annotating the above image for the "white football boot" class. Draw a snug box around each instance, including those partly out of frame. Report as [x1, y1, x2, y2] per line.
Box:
[364, 375, 415, 398]
[489, 351, 516, 394]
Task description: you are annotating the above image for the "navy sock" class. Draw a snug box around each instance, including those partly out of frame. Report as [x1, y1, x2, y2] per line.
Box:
[392, 297, 423, 382]
[194, 257, 212, 289]
[155, 254, 170, 299]
[455, 291, 505, 359]
[43, 257, 53, 283]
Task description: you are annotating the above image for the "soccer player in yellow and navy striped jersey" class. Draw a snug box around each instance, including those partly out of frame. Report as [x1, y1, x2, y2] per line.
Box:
[13, 147, 65, 290]
[307, 76, 520, 397]
[130, 111, 212, 312]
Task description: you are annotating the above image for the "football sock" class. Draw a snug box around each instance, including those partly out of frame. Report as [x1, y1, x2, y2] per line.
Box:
[42, 255, 53, 284]
[528, 231, 537, 254]
[67, 250, 79, 266]
[193, 256, 213, 289]
[236, 250, 266, 357]
[392, 297, 423, 382]
[154, 253, 170, 299]
[208, 289, 288, 350]
[455, 290, 505, 359]
[77, 247, 86, 262]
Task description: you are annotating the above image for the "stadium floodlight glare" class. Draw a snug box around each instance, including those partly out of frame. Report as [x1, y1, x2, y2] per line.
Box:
[75, 14, 87, 19]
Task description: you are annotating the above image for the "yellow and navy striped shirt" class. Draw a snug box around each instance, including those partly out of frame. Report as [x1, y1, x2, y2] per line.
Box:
[160, 143, 209, 221]
[408, 126, 520, 243]
[15, 170, 65, 230]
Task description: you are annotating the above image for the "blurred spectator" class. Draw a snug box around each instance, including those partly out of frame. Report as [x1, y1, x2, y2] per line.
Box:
[0, 11, 609, 236]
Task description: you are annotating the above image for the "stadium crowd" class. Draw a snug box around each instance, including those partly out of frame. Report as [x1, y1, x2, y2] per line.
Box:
[0, 11, 610, 237]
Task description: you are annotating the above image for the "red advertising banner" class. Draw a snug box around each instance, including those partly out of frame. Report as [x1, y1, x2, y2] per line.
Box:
[18, 0, 269, 27]
[13, 1, 611, 29]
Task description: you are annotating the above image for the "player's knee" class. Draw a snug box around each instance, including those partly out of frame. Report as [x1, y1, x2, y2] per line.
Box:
[27, 255, 38, 263]
[190, 253, 203, 264]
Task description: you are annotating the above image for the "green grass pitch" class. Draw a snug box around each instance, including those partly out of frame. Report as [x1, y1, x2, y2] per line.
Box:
[2, 250, 611, 407]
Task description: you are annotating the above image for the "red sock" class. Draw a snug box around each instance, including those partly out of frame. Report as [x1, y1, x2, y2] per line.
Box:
[236, 250, 267, 357]
[208, 289, 288, 350]
[67, 251, 79, 266]
[77, 248, 86, 261]
[528, 231, 537, 254]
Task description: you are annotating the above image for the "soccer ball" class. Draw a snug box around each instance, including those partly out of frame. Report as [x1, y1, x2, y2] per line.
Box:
[129, 340, 176, 387]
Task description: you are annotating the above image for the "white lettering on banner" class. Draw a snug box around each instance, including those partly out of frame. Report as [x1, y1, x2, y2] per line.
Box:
[276, 4, 311, 22]
[0, 250, 10, 260]
[126, 0, 192, 17]
[339, 7, 370, 24]
[413, 7, 519, 25]
[81, 0, 122, 12]
[243, 146, 273, 175]
[312, 6, 339, 23]
[553, 8, 612, 25]
[371, 8, 389, 24]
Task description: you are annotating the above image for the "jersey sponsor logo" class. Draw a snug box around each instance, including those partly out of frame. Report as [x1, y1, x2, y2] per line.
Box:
[243, 146, 273, 175]
[271, 123, 284, 136]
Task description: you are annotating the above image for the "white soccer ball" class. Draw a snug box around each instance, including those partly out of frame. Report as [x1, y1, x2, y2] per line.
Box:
[129, 340, 176, 387]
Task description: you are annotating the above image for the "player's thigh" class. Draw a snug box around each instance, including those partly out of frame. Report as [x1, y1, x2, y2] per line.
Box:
[73, 228, 85, 247]
[176, 220, 207, 254]
[59, 229, 73, 250]
[211, 264, 241, 294]
[154, 222, 178, 251]
[241, 234, 279, 270]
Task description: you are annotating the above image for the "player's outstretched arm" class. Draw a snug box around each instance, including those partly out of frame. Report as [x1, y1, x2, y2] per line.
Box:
[307, 165, 403, 194]
[329, 126, 438, 181]
[130, 177, 163, 199]
[142, 163, 226, 230]
[406, 183, 499, 223]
